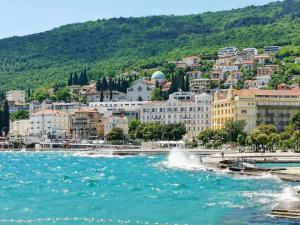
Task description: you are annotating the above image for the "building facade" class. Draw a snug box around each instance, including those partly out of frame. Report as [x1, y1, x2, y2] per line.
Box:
[10, 119, 31, 137]
[103, 116, 129, 136]
[127, 79, 153, 101]
[140, 92, 213, 137]
[212, 88, 300, 132]
[189, 78, 210, 94]
[30, 109, 70, 138]
[69, 108, 102, 140]
[6, 90, 26, 105]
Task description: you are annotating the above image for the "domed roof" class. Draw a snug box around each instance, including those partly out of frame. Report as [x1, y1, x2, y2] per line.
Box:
[151, 71, 166, 81]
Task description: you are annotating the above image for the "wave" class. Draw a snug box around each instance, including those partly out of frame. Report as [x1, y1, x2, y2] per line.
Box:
[0, 217, 168, 225]
[157, 148, 207, 171]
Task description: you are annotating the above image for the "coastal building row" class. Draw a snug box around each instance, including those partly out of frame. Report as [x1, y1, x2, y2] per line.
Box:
[9, 88, 300, 139]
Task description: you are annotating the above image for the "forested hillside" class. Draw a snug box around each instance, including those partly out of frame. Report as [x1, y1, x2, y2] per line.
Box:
[0, 0, 300, 93]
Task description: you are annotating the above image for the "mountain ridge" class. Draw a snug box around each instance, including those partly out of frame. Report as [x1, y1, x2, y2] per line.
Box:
[0, 0, 299, 93]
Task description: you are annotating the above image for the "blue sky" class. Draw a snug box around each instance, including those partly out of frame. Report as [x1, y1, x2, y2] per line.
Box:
[0, 0, 279, 39]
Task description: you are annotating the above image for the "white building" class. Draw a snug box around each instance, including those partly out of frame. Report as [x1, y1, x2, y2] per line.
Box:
[257, 75, 272, 89]
[140, 92, 213, 137]
[103, 116, 129, 136]
[214, 65, 239, 73]
[85, 90, 126, 103]
[127, 79, 153, 101]
[30, 109, 70, 138]
[182, 56, 201, 66]
[6, 90, 26, 105]
[89, 101, 148, 117]
[295, 58, 300, 64]
[10, 119, 31, 137]
[264, 46, 281, 54]
[29, 101, 85, 114]
[189, 79, 210, 94]
[186, 71, 202, 79]
[242, 48, 258, 56]
[218, 47, 239, 58]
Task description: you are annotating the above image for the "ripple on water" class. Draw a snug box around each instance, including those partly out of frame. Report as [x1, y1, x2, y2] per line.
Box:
[0, 152, 295, 225]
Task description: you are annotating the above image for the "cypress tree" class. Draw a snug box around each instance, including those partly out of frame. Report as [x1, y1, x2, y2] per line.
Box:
[0, 109, 3, 136]
[68, 73, 73, 86]
[185, 75, 190, 92]
[73, 72, 79, 85]
[100, 90, 104, 102]
[79, 71, 84, 86]
[82, 69, 88, 85]
[96, 79, 102, 92]
[102, 77, 108, 90]
[3, 100, 9, 136]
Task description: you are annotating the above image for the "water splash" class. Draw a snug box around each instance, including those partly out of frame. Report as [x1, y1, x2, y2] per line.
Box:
[278, 186, 299, 201]
[159, 148, 206, 171]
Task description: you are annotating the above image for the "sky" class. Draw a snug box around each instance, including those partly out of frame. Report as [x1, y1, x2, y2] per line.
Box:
[0, 0, 280, 39]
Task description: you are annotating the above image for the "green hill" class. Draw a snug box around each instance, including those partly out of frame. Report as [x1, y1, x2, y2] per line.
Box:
[1, 0, 300, 93]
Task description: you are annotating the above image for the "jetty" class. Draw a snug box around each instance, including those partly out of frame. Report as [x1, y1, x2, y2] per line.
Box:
[272, 187, 300, 219]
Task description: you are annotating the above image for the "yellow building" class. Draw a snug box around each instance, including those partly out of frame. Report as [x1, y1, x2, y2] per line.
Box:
[212, 88, 300, 132]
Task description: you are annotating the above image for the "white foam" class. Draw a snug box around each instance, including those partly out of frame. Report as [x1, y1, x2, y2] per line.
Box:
[159, 148, 206, 171]
[278, 186, 299, 201]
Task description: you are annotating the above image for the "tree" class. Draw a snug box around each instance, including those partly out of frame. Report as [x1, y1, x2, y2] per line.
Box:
[72, 72, 79, 85]
[185, 75, 190, 92]
[33, 88, 50, 102]
[102, 77, 108, 90]
[68, 73, 73, 86]
[3, 100, 9, 136]
[10, 110, 29, 122]
[55, 87, 71, 102]
[223, 119, 247, 143]
[151, 88, 163, 101]
[106, 128, 125, 141]
[197, 129, 215, 145]
[129, 120, 141, 138]
[291, 112, 300, 130]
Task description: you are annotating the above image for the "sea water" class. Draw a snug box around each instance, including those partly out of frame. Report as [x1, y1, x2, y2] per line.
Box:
[0, 150, 298, 225]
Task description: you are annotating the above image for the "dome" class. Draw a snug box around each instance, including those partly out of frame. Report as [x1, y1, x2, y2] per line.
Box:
[151, 71, 166, 81]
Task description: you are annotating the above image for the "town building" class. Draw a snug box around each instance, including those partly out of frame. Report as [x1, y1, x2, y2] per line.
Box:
[85, 90, 126, 103]
[242, 48, 258, 56]
[10, 119, 31, 137]
[89, 101, 147, 120]
[29, 101, 85, 114]
[189, 78, 210, 94]
[244, 80, 258, 89]
[264, 46, 281, 54]
[257, 66, 274, 76]
[182, 56, 201, 67]
[255, 54, 271, 65]
[6, 90, 26, 105]
[242, 60, 255, 70]
[218, 47, 239, 58]
[295, 58, 300, 64]
[257, 75, 271, 88]
[127, 79, 153, 101]
[30, 109, 70, 138]
[103, 116, 129, 136]
[140, 92, 213, 137]
[212, 88, 300, 132]
[186, 71, 202, 79]
[214, 65, 239, 73]
[69, 108, 102, 140]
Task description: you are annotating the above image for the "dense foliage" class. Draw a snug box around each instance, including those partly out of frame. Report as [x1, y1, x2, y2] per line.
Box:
[197, 113, 300, 151]
[129, 120, 186, 141]
[1, 0, 300, 94]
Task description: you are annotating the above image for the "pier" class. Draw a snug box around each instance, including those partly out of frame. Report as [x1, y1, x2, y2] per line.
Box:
[272, 187, 300, 219]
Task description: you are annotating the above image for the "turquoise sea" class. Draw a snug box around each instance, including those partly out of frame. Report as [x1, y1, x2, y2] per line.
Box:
[0, 151, 299, 225]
